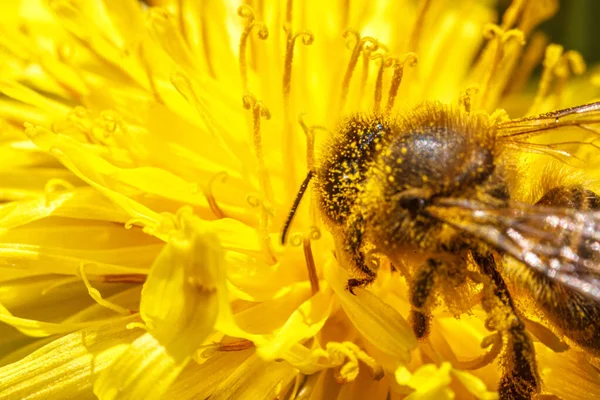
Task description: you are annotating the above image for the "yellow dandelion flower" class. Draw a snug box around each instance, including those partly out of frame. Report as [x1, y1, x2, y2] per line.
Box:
[1, 0, 600, 399]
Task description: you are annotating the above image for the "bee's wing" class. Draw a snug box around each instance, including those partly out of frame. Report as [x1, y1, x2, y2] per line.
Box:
[427, 198, 600, 300]
[497, 101, 600, 139]
[495, 102, 600, 166]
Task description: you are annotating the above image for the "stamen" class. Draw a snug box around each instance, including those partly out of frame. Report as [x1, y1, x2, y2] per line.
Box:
[245, 191, 277, 264]
[529, 45, 585, 114]
[79, 264, 133, 315]
[517, 0, 559, 36]
[242, 94, 274, 205]
[458, 86, 479, 114]
[202, 171, 228, 219]
[386, 53, 418, 114]
[504, 32, 548, 95]
[303, 238, 320, 295]
[500, 0, 526, 30]
[371, 54, 394, 112]
[479, 26, 525, 110]
[102, 274, 147, 284]
[285, 0, 293, 25]
[453, 332, 503, 370]
[237, 5, 269, 94]
[409, 0, 432, 53]
[327, 342, 384, 383]
[282, 28, 313, 197]
[339, 30, 379, 113]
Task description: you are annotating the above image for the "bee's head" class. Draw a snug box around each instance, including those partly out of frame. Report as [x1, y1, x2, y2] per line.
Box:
[316, 114, 392, 225]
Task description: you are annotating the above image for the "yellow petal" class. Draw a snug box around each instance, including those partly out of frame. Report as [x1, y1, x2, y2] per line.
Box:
[325, 259, 417, 361]
[0, 316, 141, 400]
[451, 369, 498, 400]
[140, 210, 223, 362]
[209, 354, 298, 400]
[165, 349, 253, 399]
[0, 301, 130, 337]
[94, 332, 187, 400]
[256, 287, 333, 360]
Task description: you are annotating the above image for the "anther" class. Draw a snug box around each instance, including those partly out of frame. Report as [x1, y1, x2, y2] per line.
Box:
[242, 93, 274, 205]
[458, 86, 479, 113]
[386, 53, 418, 114]
[303, 238, 320, 295]
[500, 0, 526, 30]
[371, 53, 394, 112]
[479, 26, 525, 110]
[529, 45, 585, 114]
[339, 30, 379, 113]
[282, 27, 313, 198]
[237, 5, 269, 94]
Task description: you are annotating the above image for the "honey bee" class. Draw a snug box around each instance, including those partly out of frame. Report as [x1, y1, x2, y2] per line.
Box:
[282, 101, 600, 399]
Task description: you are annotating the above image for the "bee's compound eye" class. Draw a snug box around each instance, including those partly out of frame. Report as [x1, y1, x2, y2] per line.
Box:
[399, 194, 426, 217]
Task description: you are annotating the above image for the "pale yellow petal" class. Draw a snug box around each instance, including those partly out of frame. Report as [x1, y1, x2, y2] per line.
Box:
[0, 316, 141, 400]
[140, 211, 223, 362]
[325, 259, 417, 361]
[209, 354, 298, 400]
[94, 332, 186, 400]
[165, 349, 253, 399]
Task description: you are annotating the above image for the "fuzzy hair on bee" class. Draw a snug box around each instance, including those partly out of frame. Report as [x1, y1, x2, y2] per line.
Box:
[281, 100, 600, 399]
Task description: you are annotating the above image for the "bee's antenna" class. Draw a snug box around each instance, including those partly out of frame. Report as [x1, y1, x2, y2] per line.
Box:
[281, 170, 314, 245]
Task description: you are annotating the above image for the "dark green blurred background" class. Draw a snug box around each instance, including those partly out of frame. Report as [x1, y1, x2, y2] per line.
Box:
[499, 0, 600, 64]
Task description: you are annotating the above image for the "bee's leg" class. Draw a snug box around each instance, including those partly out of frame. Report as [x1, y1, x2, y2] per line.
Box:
[342, 213, 376, 294]
[473, 252, 540, 400]
[409, 258, 440, 339]
[529, 185, 600, 354]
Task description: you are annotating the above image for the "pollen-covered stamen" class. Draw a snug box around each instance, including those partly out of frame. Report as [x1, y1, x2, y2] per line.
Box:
[386, 53, 418, 114]
[302, 238, 320, 295]
[327, 342, 384, 383]
[529, 45, 586, 114]
[339, 30, 379, 113]
[458, 86, 479, 114]
[79, 263, 134, 315]
[371, 53, 394, 112]
[478, 25, 525, 110]
[237, 5, 269, 93]
[282, 27, 314, 197]
[201, 171, 228, 219]
[409, 0, 432, 53]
